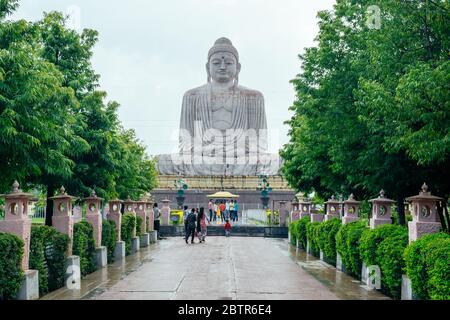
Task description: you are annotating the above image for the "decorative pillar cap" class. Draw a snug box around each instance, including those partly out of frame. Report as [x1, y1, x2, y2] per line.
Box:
[369, 189, 395, 204]
[405, 183, 443, 202]
[2, 181, 36, 200]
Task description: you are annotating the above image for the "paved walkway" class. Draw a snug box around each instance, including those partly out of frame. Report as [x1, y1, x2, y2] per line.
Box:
[41, 237, 389, 300]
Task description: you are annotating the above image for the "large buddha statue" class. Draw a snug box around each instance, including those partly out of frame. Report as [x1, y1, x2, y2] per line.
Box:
[157, 37, 280, 176]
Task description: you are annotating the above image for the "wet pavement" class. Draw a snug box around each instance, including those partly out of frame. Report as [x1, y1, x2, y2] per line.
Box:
[40, 236, 389, 300]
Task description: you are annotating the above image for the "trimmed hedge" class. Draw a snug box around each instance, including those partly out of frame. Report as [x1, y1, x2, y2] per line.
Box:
[136, 216, 143, 237]
[404, 232, 450, 300]
[29, 226, 69, 295]
[0, 232, 24, 300]
[335, 220, 368, 277]
[288, 220, 299, 246]
[306, 222, 321, 257]
[73, 221, 97, 277]
[317, 218, 341, 264]
[121, 213, 136, 256]
[296, 217, 310, 249]
[359, 224, 408, 299]
[101, 220, 116, 263]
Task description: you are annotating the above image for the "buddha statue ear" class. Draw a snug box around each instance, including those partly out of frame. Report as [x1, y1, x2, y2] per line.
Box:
[234, 62, 241, 86]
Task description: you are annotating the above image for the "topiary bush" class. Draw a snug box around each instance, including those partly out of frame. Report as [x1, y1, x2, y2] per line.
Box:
[101, 220, 116, 263]
[135, 216, 143, 237]
[288, 220, 299, 246]
[121, 213, 136, 256]
[306, 222, 321, 257]
[404, 232, 450, 300]
[317, 218, 341, 264]
[0, 232, 24, 300]
[376, 232, 409, 299]
[359, 224, 408, 299]
[296, 216, 310, 249]
[359, 224, 407, 266]
[30, 226, 71, 295]
[335, 220, 368, 277]
[73, 221, 97, 277]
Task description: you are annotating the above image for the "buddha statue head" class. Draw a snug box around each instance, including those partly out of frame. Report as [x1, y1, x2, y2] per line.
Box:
[206, 37, 241, 85]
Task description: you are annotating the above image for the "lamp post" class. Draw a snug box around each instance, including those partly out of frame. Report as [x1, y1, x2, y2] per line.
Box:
[174, 179, 188, 209]
[257, 175, 272, 210]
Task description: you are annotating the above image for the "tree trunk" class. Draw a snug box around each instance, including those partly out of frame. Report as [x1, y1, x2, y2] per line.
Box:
[396, 196, 406, 226]
[437, 198, 449, 233]
[45, 183, 55, 226]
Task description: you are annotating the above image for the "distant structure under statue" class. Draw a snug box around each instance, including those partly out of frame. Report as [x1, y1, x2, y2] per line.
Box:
[157, 37, 281, 176]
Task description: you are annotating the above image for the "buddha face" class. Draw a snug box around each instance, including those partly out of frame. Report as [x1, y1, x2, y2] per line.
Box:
[207, 52, 240, 84]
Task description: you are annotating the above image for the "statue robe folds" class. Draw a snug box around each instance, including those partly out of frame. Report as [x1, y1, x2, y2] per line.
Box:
[157, 84, 281, 176]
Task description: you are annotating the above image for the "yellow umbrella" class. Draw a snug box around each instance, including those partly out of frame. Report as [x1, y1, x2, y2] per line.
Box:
[206, 191, 240, 198]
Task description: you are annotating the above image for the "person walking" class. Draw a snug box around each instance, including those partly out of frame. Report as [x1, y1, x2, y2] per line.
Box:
[230, 200, 235, 222]
[153, 203, 162, 240]
[224, 219, 232, 237]
[219, 201, 226, 223]
[197, 207, 209, 242]
[208, 200, 213, 222]
[225, 200, 230, 221]
[183, 205, 189, 238]
[234, 201, 239, 222]
[213, 202, 218, 222]
[185, 208, 197, 244]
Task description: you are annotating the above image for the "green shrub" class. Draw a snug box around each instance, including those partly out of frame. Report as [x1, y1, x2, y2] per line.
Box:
[0, 232, 24, 300]
[376, 233, 409, 299]
[404, 232, 450, 300]
[359, 224, 408, 299]
[317, 218, 341, 264]
[306, 222, 321, 257]
[73, 221, 97, 276]
[359, 224, 407, 266]
[121, 213, 136, 256]
[135, 216, 143, 237]
[289, 220, 299, 246]
[30, 226, 71, 295]
[101, 220, 116, 263]
[335, 220, 368, 277]
[296, 216, 310, 249]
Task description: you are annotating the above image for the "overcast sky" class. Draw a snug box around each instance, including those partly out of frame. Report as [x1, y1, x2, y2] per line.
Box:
[11, 0, 336, 156]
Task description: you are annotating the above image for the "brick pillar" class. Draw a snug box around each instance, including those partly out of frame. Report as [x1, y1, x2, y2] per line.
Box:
[107, 199, 123, 241]
[406, 183, 443, 243]
[369, 190, 395, 229]
[0, 181, 35, 270]
[342, 194, 360, 224]
[83, 191, 103, 247]
[49, 186, 77, 255]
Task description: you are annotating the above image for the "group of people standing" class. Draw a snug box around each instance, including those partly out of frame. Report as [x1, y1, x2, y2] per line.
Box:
[207, 199, 239, 223]
[183, 199, 238, 244]
[183, 206, 209, 244]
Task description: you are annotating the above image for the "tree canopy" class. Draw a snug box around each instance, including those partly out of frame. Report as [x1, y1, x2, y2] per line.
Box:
[281, 0, 449, 225]
[0, 1, 158, 224]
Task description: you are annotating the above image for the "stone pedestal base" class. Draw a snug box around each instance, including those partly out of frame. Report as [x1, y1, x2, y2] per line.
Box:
[114, 241, 126, 261]
[324, 214, 340, 221]
[401, 274, 415, 300]
[65, 255, 81, 290]
[299, 213, 311, 219]
[361, 262, 368, 285]
[140, 233, 150, 247]
[310, 214, 324, 223]
[320, 250, 324, 261]
[149, 231, 157, 243]
[336, 253, 344, 272]
[306, 240, 311, 254]
[408, 221, 441, 243]
[132, 237, 140, 252]
[370, 218, 391, 229]
[96, 246, 107, 268]
[342, 216, 359, 224]
[17, 269, 39, 300]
